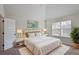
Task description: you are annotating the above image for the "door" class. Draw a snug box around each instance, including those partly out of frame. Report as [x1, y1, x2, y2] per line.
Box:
[4, 18, 16, 50]
[0, 15, 4, 51]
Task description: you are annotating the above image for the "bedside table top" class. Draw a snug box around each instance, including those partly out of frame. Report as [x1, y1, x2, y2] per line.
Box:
[15, 38, 27, 42]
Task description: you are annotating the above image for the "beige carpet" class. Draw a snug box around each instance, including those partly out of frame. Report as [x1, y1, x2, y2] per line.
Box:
[19, 45, 70, 55]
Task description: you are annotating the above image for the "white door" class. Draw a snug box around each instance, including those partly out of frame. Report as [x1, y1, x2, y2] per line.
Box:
[4, 18, 16, 50]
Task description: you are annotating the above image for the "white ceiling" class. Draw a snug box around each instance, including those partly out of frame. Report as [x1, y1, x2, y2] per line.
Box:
[4, 4, 46, 20]
[46, 4, 79, 19]
[4, 4, 79, 20]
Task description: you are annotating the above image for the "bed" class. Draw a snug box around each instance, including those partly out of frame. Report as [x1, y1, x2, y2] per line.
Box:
[24, 36, 62, 55]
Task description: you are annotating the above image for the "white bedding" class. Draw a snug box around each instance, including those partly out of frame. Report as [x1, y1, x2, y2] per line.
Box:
[24, 36, 62, 55]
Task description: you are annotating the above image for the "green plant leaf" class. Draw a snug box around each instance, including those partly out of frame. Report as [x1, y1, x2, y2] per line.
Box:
[70, 27, 79, 44]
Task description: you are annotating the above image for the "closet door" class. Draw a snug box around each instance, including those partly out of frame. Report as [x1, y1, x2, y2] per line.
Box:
[0, 15, 4, 51]
[4, 18, 16, 50]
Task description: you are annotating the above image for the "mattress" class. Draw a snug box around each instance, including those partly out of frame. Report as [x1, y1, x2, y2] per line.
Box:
[24, 36, 62, 55]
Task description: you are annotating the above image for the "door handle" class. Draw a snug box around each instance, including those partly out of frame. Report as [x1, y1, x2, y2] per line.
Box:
[2, 32, 4, 35]
[14, 34, 16, 35]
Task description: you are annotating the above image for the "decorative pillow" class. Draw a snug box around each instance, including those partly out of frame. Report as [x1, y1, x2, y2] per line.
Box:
[28, 33, 35, 38]
[36, 32, 42, 36]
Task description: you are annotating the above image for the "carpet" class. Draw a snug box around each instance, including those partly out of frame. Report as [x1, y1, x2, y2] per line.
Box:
[19, 45, 70, 55]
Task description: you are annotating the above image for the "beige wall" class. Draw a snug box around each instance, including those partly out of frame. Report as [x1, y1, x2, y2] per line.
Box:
[71, 14, 79, 27]
[0, 4, 5, 17]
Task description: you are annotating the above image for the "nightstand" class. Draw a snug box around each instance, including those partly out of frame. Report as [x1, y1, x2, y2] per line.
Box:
[14, 38, 25, 47]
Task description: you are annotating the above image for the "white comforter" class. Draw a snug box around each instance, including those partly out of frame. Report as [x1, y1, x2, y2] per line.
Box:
[24, 36, 62, 55]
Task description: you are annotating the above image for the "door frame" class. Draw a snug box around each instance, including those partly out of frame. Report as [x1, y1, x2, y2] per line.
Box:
[0, 15, 4, 52]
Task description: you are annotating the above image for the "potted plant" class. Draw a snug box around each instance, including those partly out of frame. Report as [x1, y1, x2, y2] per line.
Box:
[70, 27, 79, 48]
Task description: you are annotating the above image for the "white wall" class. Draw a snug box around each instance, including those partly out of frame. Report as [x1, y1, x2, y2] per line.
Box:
[71, 14, 79, 27]
[4, 4, 46, 30]
[0, 4, 5, 17]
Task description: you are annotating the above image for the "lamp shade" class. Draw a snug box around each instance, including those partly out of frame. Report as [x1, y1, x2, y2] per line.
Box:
[43, 29, 47, 32]
[17, 29, 22, 33]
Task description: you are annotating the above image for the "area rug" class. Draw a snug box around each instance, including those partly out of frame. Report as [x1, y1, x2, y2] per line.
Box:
[19, 45, 70, 55]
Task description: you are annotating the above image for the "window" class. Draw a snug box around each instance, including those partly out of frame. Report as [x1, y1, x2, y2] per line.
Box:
[52, 22, 61, 36]
[52, 20, 71, 37]
[61, 20, 71, 37]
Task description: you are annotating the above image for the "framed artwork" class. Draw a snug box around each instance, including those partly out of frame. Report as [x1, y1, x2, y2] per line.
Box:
[27, 20, 39, 29]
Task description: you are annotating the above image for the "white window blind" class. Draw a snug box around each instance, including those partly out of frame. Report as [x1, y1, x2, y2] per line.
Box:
[52, 22, 61, 36]
[52, 20, 71, 37]
[61, 20, 71, 37]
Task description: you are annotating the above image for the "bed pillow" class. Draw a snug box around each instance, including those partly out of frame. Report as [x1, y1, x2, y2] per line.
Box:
[28, 33, 35, 38]
[36, 32, 46, 37]
[36, 33, 42, 36]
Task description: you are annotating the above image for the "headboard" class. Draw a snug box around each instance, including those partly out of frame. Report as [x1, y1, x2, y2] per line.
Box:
[23, 28, 47, 38]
